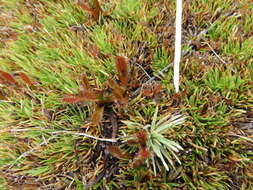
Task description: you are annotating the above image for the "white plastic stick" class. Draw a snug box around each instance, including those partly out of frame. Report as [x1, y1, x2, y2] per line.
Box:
[173, 0, 183, 92]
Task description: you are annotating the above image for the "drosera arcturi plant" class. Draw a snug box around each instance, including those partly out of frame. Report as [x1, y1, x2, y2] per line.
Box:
[119, 106, 186, 175]
[63, 55, 129, 127]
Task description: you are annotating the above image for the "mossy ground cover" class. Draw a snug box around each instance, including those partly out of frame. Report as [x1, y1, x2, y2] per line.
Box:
[0, 0, 252, 189]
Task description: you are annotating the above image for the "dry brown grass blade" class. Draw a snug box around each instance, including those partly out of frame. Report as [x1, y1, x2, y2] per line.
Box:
[92, 104, 104, 126]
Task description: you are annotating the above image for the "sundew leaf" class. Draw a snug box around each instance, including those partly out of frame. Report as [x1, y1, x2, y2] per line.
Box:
[151, 106, 159, 131]
[136, 130, 148, 146]
[155, 116, 185, 134]
[152, 133, 181, 152]
[17, 72, 34, 87]
[160, 146, 175, 168]
[115, 56, 128, 87]
[158, 136, 183, 152]
[80, 74, 90, 91]
[92, 104, 104, 126]
[107, 78, 127, 105]
[107, 145, 130, 159]
[151, 154, 157, 176]
[137, 146, 150, 159]
[0, 70, 18, 86]
[156, 114, 182, 127]
[152, 141, 169, 171]
[121, 120, 143, 128]
[63, 95, 86, 103]
[78, 0, 102, 21]
[142, 83, 163, 97]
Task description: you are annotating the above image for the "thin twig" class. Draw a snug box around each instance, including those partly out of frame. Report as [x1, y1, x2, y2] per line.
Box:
[8, 135, 57, 170]
[205, 42, 227, 64]
[134, 62, 152, 79]
[51, 131, 117, 142]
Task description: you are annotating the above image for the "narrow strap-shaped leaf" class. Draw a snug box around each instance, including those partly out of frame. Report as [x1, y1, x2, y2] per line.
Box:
[17, 72, 34, 87]
[155, 116, 185, 134]
[151, 106, 159, 131]
[0, 70, 18, 86]
[152, 141, 169, 171]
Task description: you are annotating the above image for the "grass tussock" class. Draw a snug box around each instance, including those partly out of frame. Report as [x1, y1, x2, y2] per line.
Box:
[0, 0, 252, 189]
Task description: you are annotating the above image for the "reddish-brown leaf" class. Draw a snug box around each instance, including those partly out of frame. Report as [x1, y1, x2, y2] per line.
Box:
[138, 146, 150, 159]
[79, 2, 94, 13]
[63, 95, 86, 103]
[0, 90, 6, 100]
[92, 0, 102, 21]
[115, 56, 128, 87]
[127, 139, 139, 145]
[153, 83, 163, 94]
[80, 74, 90, 91]
[107, 79, 128, 105]
[91, 104, 104, 126]
[132, 158, 145, 168]
[0, 70, 18, 86]
[142, 88, 153, 97]
[132, 147, 150, 168]
[107, 145, 130, 159]
[136, 130, 148, 146]
[80, 91, 100, 101]
[17, 72, 34, 87]
[142, 83, 162, 97]
[78, 0, 102, 21]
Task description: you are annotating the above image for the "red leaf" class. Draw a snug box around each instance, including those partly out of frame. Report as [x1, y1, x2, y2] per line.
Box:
[107, 145, 130, 159]
[63, 95, 86, 103]
[115, 56, 128, 87]
[138, 146, 150, 159]
[153, 83, 163, 94]
[142, 88, 154, 97]
[78, 0, 102, 21]
[127, 139, 139, 145]
[80, 91, 100, 101]
[107, 79, 128, 105]
[142, 83, 162, 97]
[0, 90, 6, 100]
[17, 72, 34, 87]
[92, 0, 102, 21]
[132, 146, 150, 168]
[91, 104, 104, 126]
[0, 70, 18, 86]
[132, 158, 145, 168]
[80, 74, 90, 91]
[79, 2, 94, 13]
[136, 130, 148, 146]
